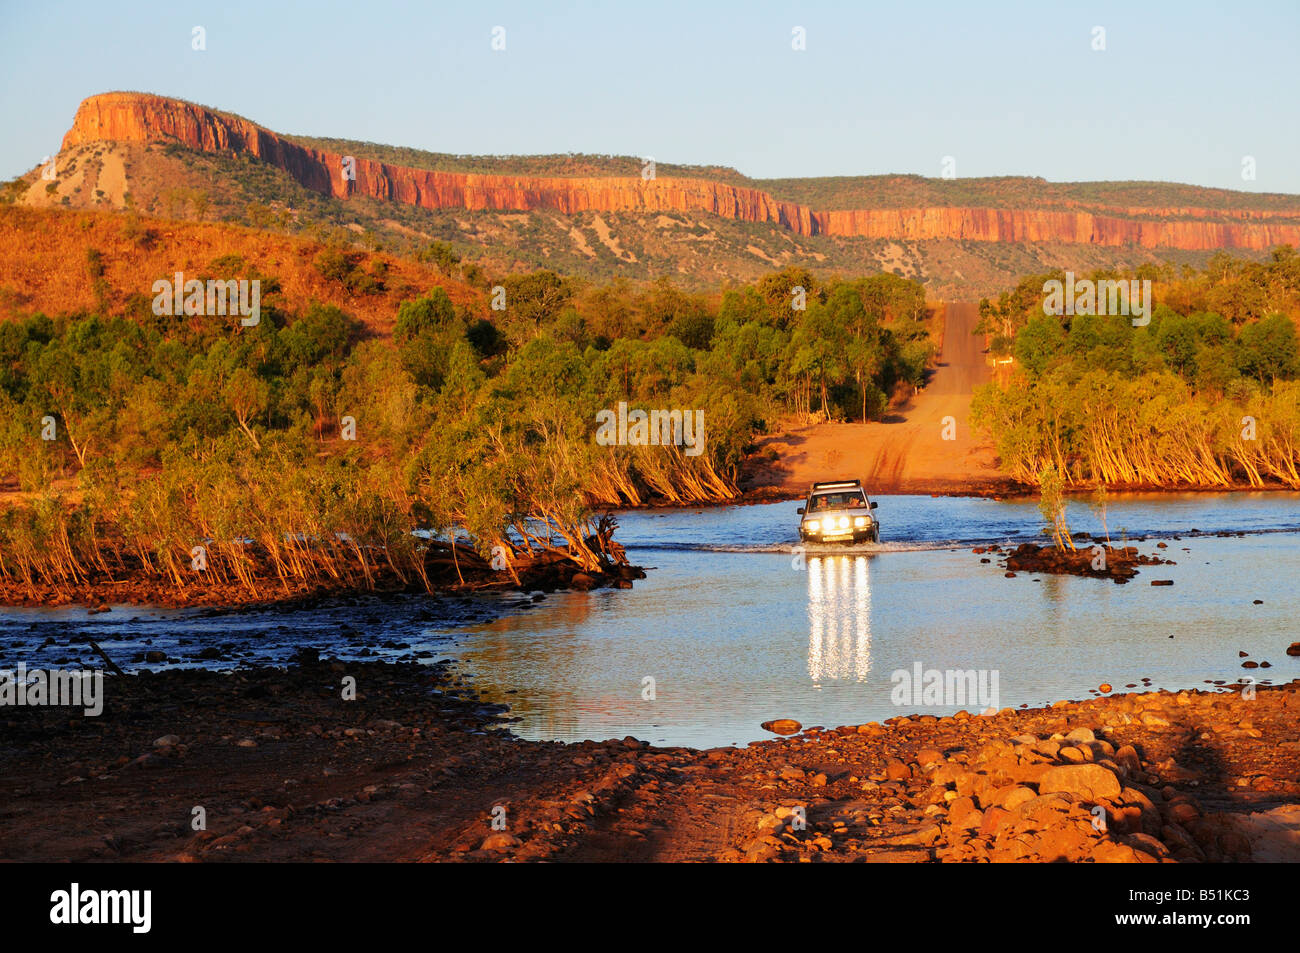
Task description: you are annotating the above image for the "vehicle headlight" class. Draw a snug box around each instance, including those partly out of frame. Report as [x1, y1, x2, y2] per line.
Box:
[854, 516, 868, 528]
[806, 520, 820, 532]
[838, 516, 850, 529]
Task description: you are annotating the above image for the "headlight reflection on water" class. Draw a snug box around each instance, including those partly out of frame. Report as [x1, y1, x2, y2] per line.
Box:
[806, 555, 872, 685]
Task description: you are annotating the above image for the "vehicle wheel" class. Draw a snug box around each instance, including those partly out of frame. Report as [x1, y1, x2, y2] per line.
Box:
[871, 529, 880, 544]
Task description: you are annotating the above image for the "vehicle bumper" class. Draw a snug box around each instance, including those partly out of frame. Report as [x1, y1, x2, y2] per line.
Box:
[799, 527, 877, 544]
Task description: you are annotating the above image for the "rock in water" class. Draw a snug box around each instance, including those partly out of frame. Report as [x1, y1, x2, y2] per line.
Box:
[761, 719, 801, 735]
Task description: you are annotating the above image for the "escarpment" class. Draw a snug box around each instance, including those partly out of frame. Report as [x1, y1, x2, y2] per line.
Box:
[61, 93, 1300, 251]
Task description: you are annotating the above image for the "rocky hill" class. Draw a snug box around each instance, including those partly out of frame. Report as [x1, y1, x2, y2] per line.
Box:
[0, 205, 482, 334]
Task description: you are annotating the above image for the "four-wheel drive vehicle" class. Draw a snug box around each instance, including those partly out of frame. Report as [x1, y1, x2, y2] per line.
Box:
[797, 480, 879, 544]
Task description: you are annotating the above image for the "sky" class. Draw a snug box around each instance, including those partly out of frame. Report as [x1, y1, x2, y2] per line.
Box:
[2, 0, 1298, 193]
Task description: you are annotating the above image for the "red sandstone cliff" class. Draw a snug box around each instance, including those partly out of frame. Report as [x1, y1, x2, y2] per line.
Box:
[60, 93, 1300, 252]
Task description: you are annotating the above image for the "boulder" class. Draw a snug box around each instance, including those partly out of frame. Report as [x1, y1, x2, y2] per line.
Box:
[992, 784, 1037, 811]
[884, 759, 911, 781]
[915, 747, 944, 767]
[1037, 764, 1122, 802]
[481, 832, 522, 851]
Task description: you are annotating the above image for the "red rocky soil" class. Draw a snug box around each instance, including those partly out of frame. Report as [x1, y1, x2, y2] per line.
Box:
[3, 661, 1298, 863]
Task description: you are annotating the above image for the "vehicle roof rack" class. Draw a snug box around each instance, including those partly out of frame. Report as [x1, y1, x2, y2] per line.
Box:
[810, 480, 863, 491]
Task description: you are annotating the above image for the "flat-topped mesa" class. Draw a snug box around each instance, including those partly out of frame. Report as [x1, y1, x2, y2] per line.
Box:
[61, 92, 1300, 252]
[61, 92, 813, 229]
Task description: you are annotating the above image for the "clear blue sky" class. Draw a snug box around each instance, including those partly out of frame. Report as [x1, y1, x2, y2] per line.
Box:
[3, 0, 1297, 193]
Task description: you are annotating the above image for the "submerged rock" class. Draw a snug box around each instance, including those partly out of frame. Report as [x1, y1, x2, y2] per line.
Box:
[761, 719, 801, 735]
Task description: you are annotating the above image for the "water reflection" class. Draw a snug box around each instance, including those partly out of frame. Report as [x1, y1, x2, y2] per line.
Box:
[806, 555, 872, 684]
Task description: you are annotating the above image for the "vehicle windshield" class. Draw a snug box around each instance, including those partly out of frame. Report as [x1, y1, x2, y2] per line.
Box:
[809, 492, 867, 512]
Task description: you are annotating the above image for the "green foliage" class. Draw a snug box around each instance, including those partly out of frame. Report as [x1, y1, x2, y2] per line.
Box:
[314, 246, 386, 295]
[417, 240, 461, 275]
[499, 270, 571, 343]
[0, 261, 938, 591]
[393, 289, 463, 390]
[1237, 314, 1299, 383]
[972, 253, 1300, 488]
[1037, 465, 1073, 551]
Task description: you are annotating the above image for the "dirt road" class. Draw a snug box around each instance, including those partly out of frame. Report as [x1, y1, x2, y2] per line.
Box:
[747, 302, 1015, 496]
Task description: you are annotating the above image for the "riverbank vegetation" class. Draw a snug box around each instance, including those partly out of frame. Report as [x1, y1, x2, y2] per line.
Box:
[0, 209, 935, 600]
[972, 247, 1300, 488]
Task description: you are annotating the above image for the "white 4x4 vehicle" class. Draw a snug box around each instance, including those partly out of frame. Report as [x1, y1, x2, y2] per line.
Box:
[797, 480, 880, 544]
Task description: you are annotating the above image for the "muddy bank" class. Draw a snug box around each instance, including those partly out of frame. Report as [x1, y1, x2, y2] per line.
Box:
[3, 660, 1296, 863]
[0, 545, 646, 610]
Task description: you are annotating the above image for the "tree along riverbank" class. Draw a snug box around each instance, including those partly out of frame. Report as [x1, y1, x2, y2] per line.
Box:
[973, 251, 1300, 491]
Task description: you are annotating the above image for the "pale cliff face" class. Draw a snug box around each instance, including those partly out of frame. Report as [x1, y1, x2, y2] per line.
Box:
[60, 93, 1300, 252]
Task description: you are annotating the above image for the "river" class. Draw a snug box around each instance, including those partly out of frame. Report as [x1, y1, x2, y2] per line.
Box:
[2, 493, 1298, 749]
